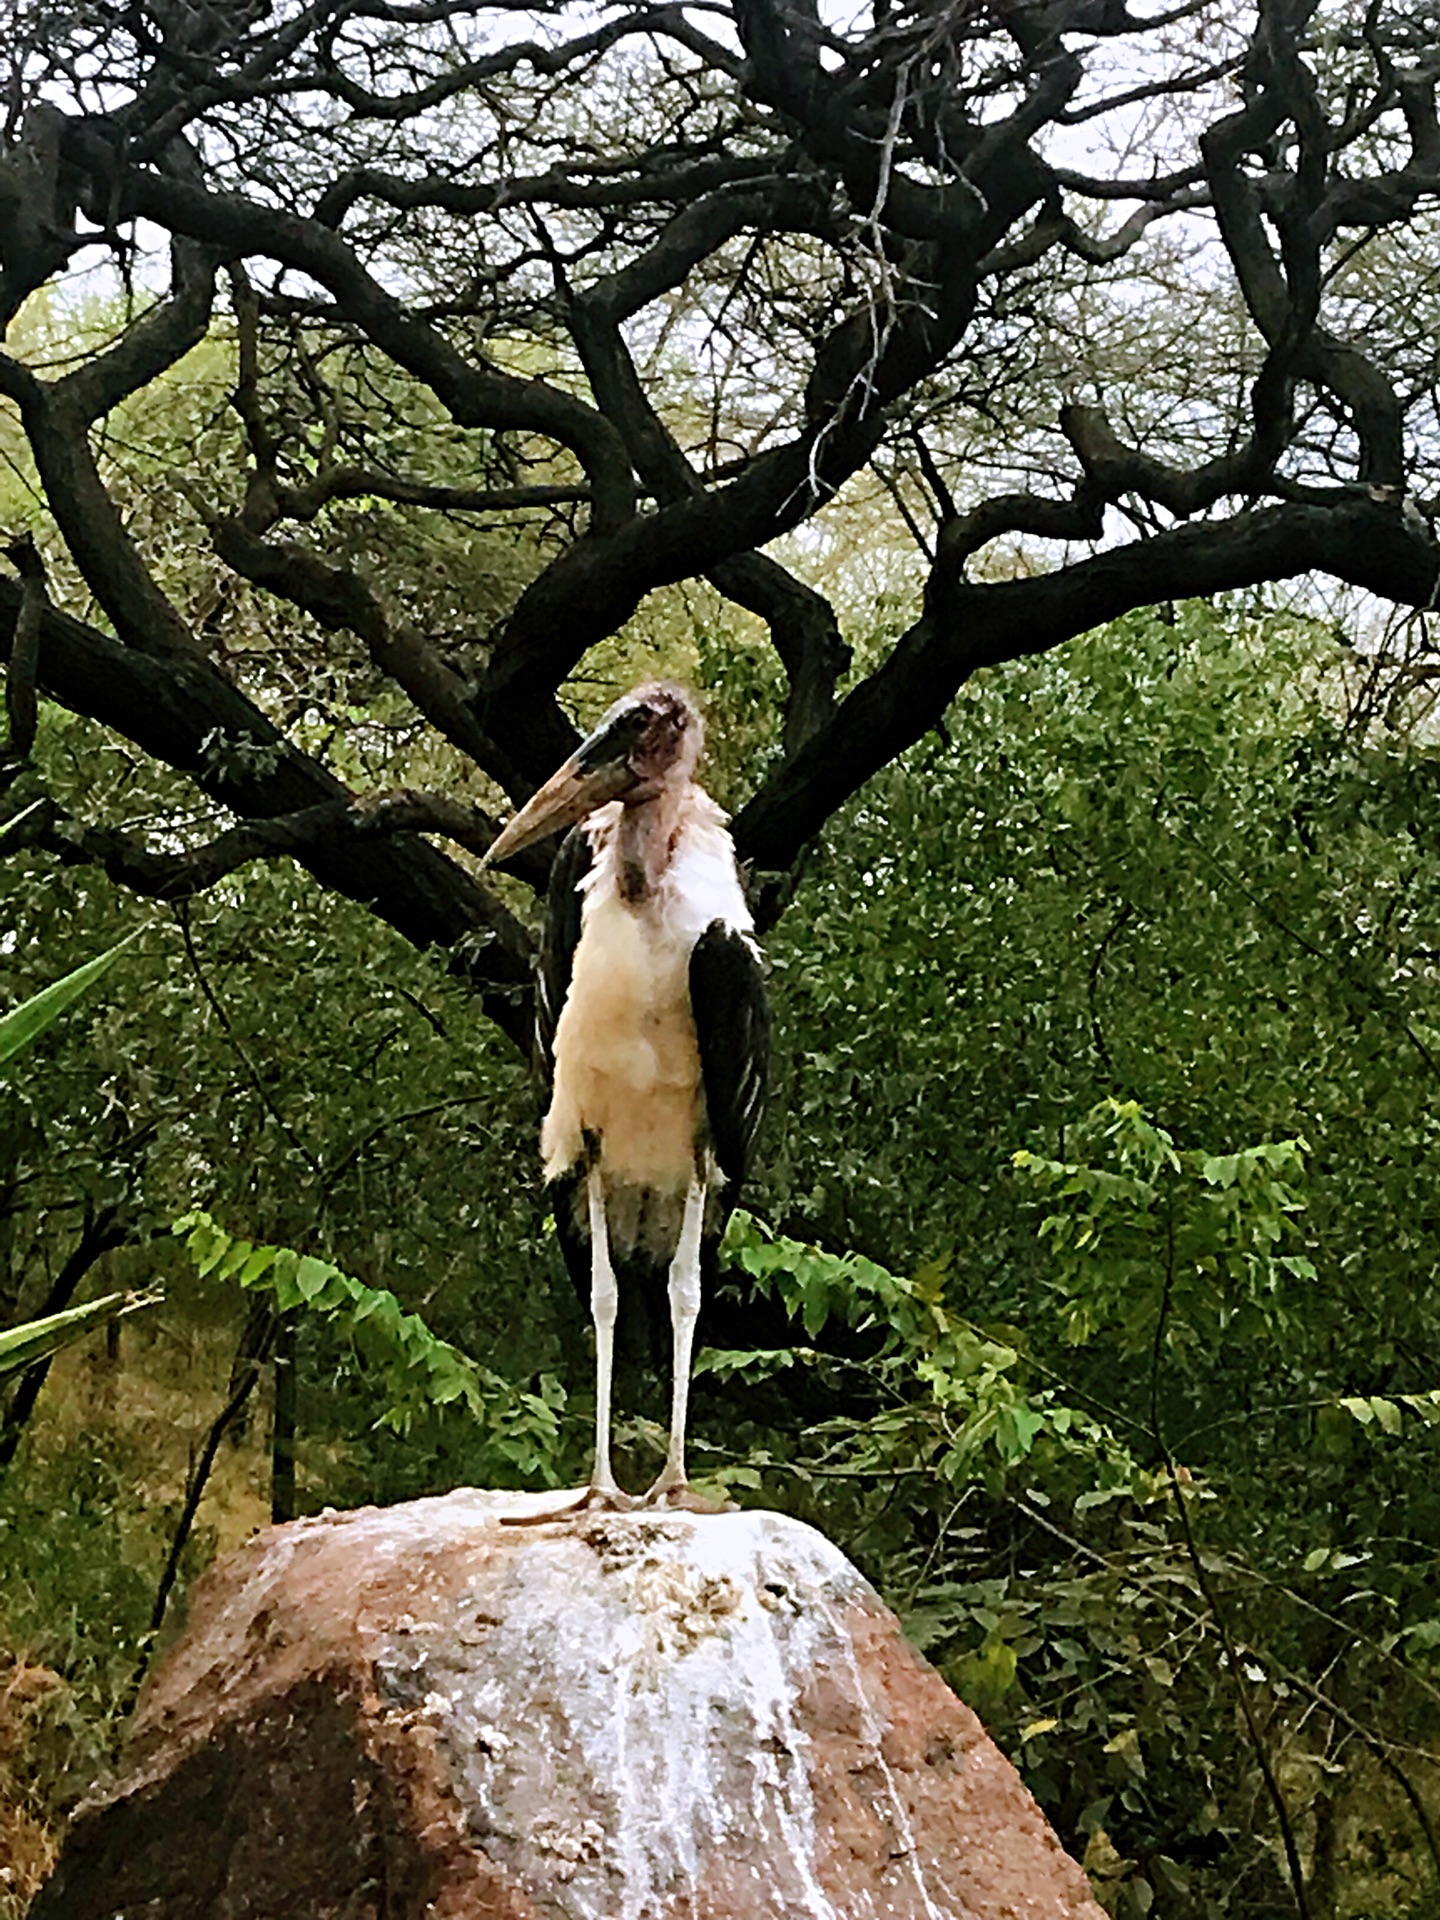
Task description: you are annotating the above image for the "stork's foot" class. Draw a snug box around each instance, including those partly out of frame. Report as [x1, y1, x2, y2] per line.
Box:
[500, 1483, 641, 1526]
[638, 1478, 737, 1515]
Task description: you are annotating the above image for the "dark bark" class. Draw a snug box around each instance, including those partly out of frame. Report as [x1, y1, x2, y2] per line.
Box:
[0, 534, 45, 778]
[0, 582, 536, 1048]
[736, 497, 1440, 875]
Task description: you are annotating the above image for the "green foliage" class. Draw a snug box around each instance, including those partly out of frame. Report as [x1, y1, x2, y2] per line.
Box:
[1014, 1099, 1313, 1351]
[172, 1212, 566, 1483]
[739, 604, 1440, 1918]
[0, 933, 159, 1389]
[7, 599, 1440, 1917]
[711, 1210, 1133, 1491]
[1338, 1391, 1440, 1435]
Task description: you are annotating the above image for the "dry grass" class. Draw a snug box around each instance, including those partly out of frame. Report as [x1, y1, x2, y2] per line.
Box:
[0, 1660, 64, 1916]
[33, 1316, 273, 1551]
[0, 1309, 276, 1906]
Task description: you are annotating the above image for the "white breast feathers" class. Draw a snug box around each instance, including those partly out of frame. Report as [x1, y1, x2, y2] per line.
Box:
[540, 792, 751, 1190]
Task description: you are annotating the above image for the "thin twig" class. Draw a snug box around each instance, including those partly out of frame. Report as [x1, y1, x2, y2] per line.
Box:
[126, 1335, 272, 1713]
[175, 901, 323, 1179]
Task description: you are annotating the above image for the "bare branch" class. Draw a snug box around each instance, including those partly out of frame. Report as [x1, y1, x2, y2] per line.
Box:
[207, 514, 526, 790]
[62, 120, 638, 530]
[737, 496, 1440, 878]
[2, 0, 1436, 1041]
[0, 533, 46, 776]
[31, 785, 515, 899]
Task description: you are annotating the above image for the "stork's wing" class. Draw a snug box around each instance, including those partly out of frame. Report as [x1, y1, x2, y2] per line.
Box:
[690, 922, 769, 1189]
[537, 826, 592, 1078]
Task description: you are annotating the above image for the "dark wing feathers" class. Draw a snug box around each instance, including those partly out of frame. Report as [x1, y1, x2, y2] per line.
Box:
[690, 921, 769, 1190]
[536, 825, 592, 1080]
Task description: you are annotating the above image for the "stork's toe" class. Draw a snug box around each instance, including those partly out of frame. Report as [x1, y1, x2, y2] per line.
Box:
[500, 1482, 641, 1526]
[639, 1480, 736, 1514]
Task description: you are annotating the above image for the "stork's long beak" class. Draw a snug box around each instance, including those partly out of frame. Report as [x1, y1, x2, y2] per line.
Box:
[482, 720, 639, 867]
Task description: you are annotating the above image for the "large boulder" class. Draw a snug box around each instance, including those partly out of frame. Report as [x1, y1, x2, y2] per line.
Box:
[34, 1489, 1103, 1919]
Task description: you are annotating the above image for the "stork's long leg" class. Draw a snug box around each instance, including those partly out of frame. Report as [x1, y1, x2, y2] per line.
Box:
[587, 1165, 623, 1497]
[502, 1166, 635, 1524]
[645, 1177, 707, 1503]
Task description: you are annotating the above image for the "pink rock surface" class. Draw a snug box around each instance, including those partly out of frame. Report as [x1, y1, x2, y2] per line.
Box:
[34, 1488, 1104, 1920]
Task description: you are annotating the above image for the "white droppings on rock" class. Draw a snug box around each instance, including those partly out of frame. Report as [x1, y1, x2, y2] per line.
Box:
[375, 1503, 870, 1920]
[532, 1814, 607, 1875]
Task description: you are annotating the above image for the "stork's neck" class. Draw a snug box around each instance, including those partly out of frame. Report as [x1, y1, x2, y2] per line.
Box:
[616, 782, 690, 905]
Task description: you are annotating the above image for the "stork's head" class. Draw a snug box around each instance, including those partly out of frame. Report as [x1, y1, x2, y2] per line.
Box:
[483, 682, 703, 865]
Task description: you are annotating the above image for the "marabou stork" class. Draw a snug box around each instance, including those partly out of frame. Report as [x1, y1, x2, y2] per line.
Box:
[485, 683, 768, 1511]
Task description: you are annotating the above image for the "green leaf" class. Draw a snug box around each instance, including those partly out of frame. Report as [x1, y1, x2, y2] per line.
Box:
[0, 932, 140, 1068]
[0, 1289, 161, 1379]
[693, 1345, 799, 1381]
[1372, 1397, 1403, 1436]
[294, 1256, 333, 1302]
[238, 1245, 279, 1286]
[170, 1210, 566, 1483]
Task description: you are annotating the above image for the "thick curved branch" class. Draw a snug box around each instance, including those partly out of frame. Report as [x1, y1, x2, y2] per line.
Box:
[569, 294, 849, 754]
[27, 787, 518, 900]
[0, 105, 87, 329]
[583, 179, 833, 328]
[709, 555, 851, 756]
[209, 515, 515, 782]
[1318, 54, 1440, 236]
[6, 0, 1436, 1002]
[0, 580, 538, 1049]
[55, 129, 219, 423]
[55, 247, 217, 423]
[0, 535, 45, 773]
[2, 233, 214, 668]
[10, 379, 201, 661]
[485, 124, 1048, 745]
[735, 497, 1440, 878]
[935, 483, 1107, 571]
[1200, 17, 1405, 486]
[736, 0, 1066, 246]
[1059, 394, 1293, 521]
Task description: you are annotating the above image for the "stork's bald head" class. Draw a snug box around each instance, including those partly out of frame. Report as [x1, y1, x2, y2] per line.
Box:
[483, 682, 704, 866]
[592, 682, 704, 795]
